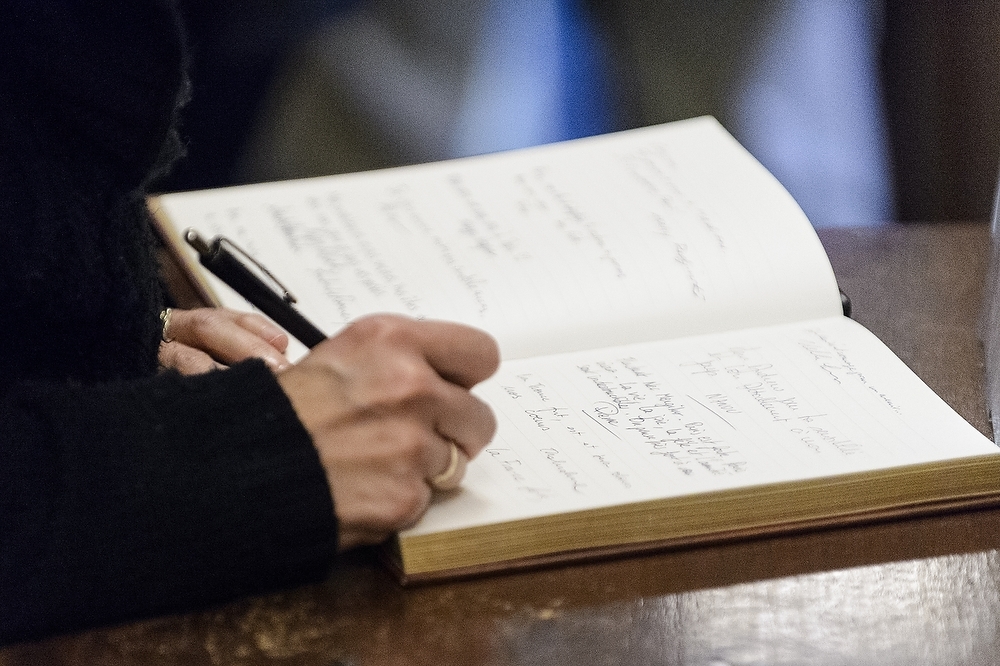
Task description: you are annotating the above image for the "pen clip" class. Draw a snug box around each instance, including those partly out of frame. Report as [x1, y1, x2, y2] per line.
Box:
[217, 237, 298, 305]
[185, 228, 298, 305]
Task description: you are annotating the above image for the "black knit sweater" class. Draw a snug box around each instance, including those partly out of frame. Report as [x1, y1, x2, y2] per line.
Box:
[0, 1, 338, 644]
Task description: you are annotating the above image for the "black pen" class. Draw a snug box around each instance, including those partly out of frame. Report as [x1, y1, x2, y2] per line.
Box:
[184, 228, 328, 348]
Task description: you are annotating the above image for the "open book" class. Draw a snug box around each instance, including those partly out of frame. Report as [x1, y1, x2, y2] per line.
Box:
[151, 117, 1000, 582]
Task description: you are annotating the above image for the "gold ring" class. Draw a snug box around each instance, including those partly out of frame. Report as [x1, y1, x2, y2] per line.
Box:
[160, 308, 174, 343]
[430, 442, 461, 489]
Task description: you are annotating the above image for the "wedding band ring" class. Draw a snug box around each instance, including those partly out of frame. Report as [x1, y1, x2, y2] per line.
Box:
[160, 308, 174, 343]
[430, 442, 461, 490]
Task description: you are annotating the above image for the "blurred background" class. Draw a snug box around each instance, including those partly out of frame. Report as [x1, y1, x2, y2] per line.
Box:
[163, 0, 1000, 229]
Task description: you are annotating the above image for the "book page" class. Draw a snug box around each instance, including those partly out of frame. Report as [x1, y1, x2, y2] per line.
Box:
[154, 118, 843, 360]
[406, 317, 996, 536]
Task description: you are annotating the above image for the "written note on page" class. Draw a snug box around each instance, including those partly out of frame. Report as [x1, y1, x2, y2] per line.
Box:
[159, 119, 842, 360]
[409, 316, 996, 534]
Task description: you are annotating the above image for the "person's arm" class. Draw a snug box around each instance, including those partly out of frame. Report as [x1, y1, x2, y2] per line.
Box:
[0, 361, 337, 646]
[1, 313, 498, 645]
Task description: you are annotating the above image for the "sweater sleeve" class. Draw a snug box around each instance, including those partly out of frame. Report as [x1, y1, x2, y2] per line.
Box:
[0, 360, 338, 645]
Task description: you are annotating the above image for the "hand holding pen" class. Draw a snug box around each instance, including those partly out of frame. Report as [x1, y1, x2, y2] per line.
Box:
[180, 227, 500, 550]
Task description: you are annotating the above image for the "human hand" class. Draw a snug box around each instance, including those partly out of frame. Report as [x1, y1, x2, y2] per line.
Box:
[276, 314, 499, 551]
[158, 307, 292, 375]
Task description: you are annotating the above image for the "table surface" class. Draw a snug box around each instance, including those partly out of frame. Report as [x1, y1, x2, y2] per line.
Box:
[4, 222, 999, 666]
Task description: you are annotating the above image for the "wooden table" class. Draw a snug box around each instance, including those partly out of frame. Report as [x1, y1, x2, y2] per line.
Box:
[5, 222, 1000, 666]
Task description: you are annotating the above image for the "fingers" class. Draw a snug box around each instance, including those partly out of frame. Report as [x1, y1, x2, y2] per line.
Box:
[277, 314, 500, 552]
[416, 319, 500, 389]
[166, 308, 291, 371]
[317, 314, 498, 455]
[228, 312, 290, 353]
[305, 416, 440, 551]
[431, 378, 496, 459]
[428, 441, 468, 492]
[330, 432, 467, 550]
[158, 340, 224, 375]
[337, 315, 500, 389]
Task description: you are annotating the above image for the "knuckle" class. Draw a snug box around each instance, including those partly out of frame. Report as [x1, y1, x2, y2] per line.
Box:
[160, 342, 215, 374]
[181, 348, 214, 371]
[391, 421, 432, 460]
[233, 311, 259, 328]
[357, 357, 443, 411]
[157, 342, 178, 366]
[188, 308, 217, 334]
[388, 358, 440, 401]
[341, 315, 383, 343]
[347, 314, 416, 347]
[385, 485, 429, 528]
